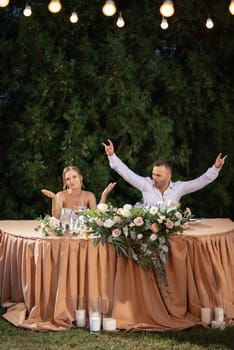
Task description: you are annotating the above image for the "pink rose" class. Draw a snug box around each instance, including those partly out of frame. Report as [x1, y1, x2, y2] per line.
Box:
[133, 217, 144, 226]
[165, 219, 174, 229]
[112, 228, 122, 238]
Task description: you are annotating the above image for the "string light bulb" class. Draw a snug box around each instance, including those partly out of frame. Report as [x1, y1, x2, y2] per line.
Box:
[102, 0, 116, 17]
[70, 11, 78, 23]
[160, 17, 169, 30]
[205, 16, 214, 29]
[23, 5, 32, 17]
[160, 0, 175, 18]
[0, 0, 9, 7]
[229, 0, 234, 15]
[48, 0, 62, 14]
[116, 12, 125, 28]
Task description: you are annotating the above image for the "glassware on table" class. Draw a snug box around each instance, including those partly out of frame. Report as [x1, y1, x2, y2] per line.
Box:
[73, 205, 87, 217]
[60, 208, 72, 224]
[72, 205, 87, 224]
[71, 204, 87, 236]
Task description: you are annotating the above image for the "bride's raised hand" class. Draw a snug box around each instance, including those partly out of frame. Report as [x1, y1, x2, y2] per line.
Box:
[102, 182, 117, 196]
[41, 189, 56, 199]
[99, 182, 117, 203]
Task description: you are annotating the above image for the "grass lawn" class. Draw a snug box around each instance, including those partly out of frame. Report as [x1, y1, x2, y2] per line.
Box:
[0, 307, 234, 350]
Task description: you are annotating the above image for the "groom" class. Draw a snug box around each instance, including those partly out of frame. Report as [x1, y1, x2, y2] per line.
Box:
[102, 139, 227, 206]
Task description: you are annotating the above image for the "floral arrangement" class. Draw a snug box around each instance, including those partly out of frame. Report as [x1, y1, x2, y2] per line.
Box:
[84, 202, 192, 278]
[35, 202, 192, 280]
[35, 215, 65, 236]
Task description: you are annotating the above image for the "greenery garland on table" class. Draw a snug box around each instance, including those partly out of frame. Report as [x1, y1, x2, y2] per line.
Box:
[36, 203, 192, 280]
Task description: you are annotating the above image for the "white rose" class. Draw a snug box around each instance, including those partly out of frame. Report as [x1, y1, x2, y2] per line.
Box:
[121, 208, 131, 218]
[103, 219, 114, 228]
[123, 204, 132, 211]
[149, 206, 159, 215]
[117, 208, 124, 216]
[97, 203, 108, 212]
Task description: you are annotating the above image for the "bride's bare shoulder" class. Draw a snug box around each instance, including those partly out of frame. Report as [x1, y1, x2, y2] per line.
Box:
[82, 190, 95, 198]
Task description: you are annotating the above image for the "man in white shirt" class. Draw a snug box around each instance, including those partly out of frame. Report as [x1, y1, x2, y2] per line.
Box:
[102, 139, 227, 206]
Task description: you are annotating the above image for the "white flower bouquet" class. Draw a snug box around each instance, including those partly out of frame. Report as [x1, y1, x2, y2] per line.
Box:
[84, 202, 192, 278]
[35, 214, 65, 236]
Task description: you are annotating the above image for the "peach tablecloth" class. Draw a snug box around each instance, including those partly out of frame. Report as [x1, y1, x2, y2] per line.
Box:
[0, 218, 234, 331]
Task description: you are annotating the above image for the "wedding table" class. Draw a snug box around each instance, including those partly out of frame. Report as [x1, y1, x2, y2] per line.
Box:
[0, 218, 234, 331]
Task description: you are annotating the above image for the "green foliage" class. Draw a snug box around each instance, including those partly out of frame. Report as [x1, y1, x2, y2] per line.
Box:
[0, 0, 233, 219]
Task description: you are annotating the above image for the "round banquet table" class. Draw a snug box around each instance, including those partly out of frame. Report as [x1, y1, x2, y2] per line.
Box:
[0, 218, 234, 331]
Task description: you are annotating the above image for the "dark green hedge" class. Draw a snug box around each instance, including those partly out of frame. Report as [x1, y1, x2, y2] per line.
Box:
[0, 0, 233, 219]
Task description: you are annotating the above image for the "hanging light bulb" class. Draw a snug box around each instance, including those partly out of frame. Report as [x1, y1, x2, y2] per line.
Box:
[23, 5, 32, 17]
[116, 12, 125, 28]
[48, 0, 62, 14]
[70, 11, 78, 23]
[205, 16, 214, 29]
[102, 0, 116, 17]
[229, 0, 234, 15]
[160, 0, 175, 18]
[0, 0, 10, 7]
[160, 17, 169, 30]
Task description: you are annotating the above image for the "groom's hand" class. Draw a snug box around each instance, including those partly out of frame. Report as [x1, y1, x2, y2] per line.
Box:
[214, 153, 227, 169]
[102, 139, 114, 156]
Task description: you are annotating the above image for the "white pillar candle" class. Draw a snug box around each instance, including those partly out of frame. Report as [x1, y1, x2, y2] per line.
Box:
[103, 317, 117, 331]
[214, 307, 224, 322]
[201, 308, 211, 325]
[90, 316, 101, 332]
[75, 309, 86, 327]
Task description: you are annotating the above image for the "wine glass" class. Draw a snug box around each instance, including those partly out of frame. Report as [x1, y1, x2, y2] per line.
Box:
[73, 201, 87, 217]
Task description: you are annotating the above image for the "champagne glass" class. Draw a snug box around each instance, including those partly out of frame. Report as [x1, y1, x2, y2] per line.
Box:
[73, 201, 87, 217]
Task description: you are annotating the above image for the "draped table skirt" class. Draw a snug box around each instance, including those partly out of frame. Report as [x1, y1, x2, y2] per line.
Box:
[0, 218, 234, 331]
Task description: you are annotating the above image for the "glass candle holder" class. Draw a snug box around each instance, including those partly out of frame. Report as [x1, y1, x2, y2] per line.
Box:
[89, 312, 101, 332]
[103, 317, 117, 331]
[75, 309, 86, 328]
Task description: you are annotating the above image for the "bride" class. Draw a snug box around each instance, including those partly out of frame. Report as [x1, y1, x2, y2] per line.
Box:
[41, 165, 116, 220]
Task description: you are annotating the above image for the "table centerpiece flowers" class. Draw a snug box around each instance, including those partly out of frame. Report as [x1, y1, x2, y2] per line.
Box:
[83, 202, 192, 279]
[35, 214, 65, 236]
[35, 202, 192, 280]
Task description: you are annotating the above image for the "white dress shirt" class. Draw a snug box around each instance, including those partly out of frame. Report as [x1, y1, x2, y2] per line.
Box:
[108, 154, 221, 206]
